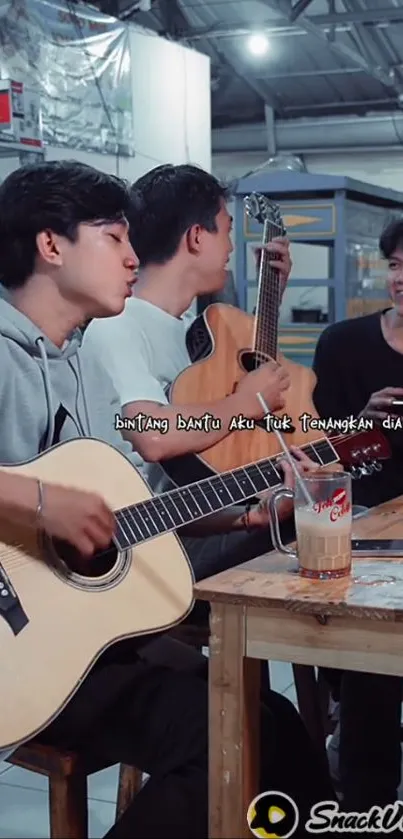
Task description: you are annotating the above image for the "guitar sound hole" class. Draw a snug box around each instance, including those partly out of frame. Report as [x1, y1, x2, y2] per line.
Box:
[239, 350, 269, 372]
[52, 538, 118, 578]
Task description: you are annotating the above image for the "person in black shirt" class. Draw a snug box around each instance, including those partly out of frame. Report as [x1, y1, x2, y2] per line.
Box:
[312, 217, 403, 813]
[313, 316, 403, 506]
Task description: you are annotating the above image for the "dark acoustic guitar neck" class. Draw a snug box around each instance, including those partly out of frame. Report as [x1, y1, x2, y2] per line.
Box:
[114, 437, 338, 551]
[253, 218, 282, 362]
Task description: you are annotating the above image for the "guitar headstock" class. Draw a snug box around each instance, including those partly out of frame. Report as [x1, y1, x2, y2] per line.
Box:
[334, 427, 391, 479]
[244, 192, 286, 237]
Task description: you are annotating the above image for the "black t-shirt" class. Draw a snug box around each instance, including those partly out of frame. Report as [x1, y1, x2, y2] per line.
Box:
[312, 309, 403, 507]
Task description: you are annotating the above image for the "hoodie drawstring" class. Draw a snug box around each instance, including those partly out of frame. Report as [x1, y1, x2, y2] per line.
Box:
[76, 352, 92, 436]
[36, 337, 55, 450]
[36, 336, 92, 445]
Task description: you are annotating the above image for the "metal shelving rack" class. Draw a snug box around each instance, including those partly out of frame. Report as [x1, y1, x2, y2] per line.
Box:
[0, 140, 45, 172]
[235, 172, 403, 366]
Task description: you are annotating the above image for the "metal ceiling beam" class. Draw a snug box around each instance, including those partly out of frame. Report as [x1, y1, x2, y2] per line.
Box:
[191, 0, 284, 112]
[264, 105, 276, 154]
[186, 9, 403, 41]
[212, 41, 284, 111]
[139, 0, 282, 112]
[259, 0, 396, 91]
[251, 66, 403, 80]
[352, 0, 403, 98]
[289, 0, 315, 24]
[343, 0, 403, 97]
[282, 97, 396, 112]
[157, 0, 190, 37]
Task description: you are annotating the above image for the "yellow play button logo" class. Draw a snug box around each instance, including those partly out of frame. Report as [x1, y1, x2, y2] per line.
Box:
[269, 805, 286, 825]
[247, 791, 299, 838]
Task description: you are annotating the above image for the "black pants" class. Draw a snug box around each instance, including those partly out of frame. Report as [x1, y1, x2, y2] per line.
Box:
[325, 668, 403, 809]
[39, 635, 335, 838]
[180, 521, 294, 623]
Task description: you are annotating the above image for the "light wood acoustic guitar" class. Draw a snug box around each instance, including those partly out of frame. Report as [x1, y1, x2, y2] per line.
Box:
[165, 192, 383, 487]
[0, 430, 390, 751]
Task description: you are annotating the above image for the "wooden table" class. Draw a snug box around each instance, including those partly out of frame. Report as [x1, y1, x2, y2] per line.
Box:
[193, 496, 403, 838]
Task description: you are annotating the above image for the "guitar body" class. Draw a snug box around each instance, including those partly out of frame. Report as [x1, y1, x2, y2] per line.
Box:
[0, 438, 194, 750]
[165, 190, 390, 486]
[168, 303, 323, 475]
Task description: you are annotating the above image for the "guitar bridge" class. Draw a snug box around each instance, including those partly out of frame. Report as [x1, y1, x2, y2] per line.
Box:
[0, 562, 28, 636]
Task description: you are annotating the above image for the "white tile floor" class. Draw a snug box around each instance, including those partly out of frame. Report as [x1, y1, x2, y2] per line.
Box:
[0, 762, 119, 838]
[0, 661, 299, 838]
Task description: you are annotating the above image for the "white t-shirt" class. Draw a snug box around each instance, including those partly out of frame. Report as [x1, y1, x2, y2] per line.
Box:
[83, 297, 196, 491]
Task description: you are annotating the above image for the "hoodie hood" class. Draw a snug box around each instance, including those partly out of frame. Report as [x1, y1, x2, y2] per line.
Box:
[0, 298, 93, 453]
[0, 298, 83, 359]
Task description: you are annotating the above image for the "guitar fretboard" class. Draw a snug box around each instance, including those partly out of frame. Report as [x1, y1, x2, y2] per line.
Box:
[113, 437, 338, 552]
[253, 218, 282, 361]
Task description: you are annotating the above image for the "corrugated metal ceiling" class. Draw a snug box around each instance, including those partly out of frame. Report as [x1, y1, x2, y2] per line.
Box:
[109, 0, 403, 127]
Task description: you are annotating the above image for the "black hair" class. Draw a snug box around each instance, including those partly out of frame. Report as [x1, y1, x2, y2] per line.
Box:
[379, 217, 403, 259]
[0, 160, 131, 288]
[128, 164, 231, 267]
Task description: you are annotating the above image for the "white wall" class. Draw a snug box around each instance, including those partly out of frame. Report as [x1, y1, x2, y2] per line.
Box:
[129, 27, 211, 175]
[0, 25, 211, 183]
[214, 150, 403, 318]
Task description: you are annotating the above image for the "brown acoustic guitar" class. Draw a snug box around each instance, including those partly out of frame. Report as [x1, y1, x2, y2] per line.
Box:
[164, 192, 387, 487]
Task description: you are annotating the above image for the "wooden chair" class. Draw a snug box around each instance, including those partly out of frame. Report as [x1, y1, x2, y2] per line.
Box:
[6, 741, 142, 838]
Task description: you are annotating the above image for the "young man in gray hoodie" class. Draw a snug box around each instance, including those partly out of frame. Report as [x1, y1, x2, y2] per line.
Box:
[0, 160, 334, 836]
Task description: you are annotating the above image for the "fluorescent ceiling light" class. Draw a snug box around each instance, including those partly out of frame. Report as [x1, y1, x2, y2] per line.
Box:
[248, 33, 270, 56]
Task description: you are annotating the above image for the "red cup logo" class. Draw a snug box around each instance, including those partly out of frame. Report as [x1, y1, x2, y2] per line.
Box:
[332, 488, 346, 506]
[313, 487, 351, 521]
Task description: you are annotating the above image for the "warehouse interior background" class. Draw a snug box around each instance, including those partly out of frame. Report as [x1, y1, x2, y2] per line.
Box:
[1, 0, 403, 834]
[2, 0, 403, 334]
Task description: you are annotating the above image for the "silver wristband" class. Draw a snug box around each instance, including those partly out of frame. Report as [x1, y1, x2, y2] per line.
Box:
[36, 479, 44, 527]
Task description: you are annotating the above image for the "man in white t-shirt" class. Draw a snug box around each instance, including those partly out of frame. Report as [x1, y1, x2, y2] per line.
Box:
[83, 164, 294, 617]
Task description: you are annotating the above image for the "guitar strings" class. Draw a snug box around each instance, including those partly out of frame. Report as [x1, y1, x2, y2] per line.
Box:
[253, 216, 282, 365]
[249, 205, 373, 468]
[2, 431, 369, 573]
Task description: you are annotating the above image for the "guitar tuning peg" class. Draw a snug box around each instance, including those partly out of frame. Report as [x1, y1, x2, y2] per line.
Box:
[371, 459, 383, 472]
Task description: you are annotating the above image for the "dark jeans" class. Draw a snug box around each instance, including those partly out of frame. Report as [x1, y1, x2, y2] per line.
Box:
[39, 635, 335, 838]
[181, 527, 274, 581]
[180, 520, 294, 623]
[324, 668, 402, 809]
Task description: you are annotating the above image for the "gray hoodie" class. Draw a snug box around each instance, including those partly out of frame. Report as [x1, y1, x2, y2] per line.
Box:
[0, 299, 159, 763]
[0, 298, 140, 466]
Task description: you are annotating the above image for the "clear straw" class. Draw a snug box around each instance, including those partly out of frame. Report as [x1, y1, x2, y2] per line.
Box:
[256, 391, 314, 507]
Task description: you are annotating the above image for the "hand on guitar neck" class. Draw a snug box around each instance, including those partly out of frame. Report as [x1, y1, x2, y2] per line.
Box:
[122, 360, 290, 462]
[253, 237, 291, 304]
[235, 360, 289, 418]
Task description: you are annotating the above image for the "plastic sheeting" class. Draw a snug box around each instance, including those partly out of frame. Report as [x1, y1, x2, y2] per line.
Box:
[0, 0, 134, 155]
